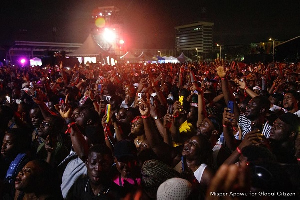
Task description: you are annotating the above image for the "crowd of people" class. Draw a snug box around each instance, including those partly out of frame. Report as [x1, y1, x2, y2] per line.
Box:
[0, 60, 299, 199]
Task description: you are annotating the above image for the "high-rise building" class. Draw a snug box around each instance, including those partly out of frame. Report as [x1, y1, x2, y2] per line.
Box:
[175, 21, 214, 54]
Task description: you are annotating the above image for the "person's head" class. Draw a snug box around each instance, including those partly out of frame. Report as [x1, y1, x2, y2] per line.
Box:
[38, 115, 64, 139]
[75, 106, 100, 128]
[245, 96, 270, 121]
[109, 95, 122, 110]
[283, 91, 299, 112]
[186, 106, 198, 123]
[182, 135, 212, 164]
[269, 112, 300, 142]
[130, 116, 144, 136]
[250, 162, 294, 193]
[141, 159, 180, 199]
[197, 115, 221, 139]
[124, 85, 136, 97]
[116, 107, 138, 125]
[29, 106, 43, 128]
[1, 128, 31, 159]
[246, 74, 255, 88]
[70, 107, 80, 122]
[86, 144, 113, 186]
[240, 145, 277, 164]
[157, 178, 193, 200]
[113, 140, 138, 178]
[238, 97, 250, 115]
[15, 160, 59, 195]
[268, 93, 283, 107]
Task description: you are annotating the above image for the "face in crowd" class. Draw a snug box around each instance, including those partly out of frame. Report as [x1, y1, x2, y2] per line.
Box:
[1, 132, 19, 159]
[197, 118, 216, 139]
[29, 107, 43, 128]
[182, 135, 211, 163]
[15, 161, 41, 192]
[86, 145, 113, 186]
[283, 92, 298, 111]
[245, 98, 261, 121]
[130, 117, 144, 136]
[114, 157, 137, 179]
[244, 96, 269, 121]
[37, 117, 53, 139]
[15, 160, 55, 194]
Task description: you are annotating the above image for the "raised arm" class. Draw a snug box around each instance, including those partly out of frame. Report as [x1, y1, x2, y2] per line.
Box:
[149, 104, 165, 137]
[216, 64, 239, 121]
[69, 124, 89, 162]
[139, 100, 174, 165]
[234, 78, 258, 98]
[191, 83, 206, 128]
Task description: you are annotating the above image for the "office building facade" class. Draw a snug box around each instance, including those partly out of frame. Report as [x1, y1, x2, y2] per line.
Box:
[175, 21, 214, 55]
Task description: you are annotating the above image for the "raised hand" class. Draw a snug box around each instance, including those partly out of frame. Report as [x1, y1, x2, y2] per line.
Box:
[216, 65, 226, 78]
[45, 135, 55, 153]
[234, 78, 247, 90]
[206, 162, 250, 200]
[238, 130, 265, 150]
[149, 104, 158, 118]
[101, 114, 108, 128]
[163, 113, 172, 128]
[222, 108, 237, 127]
[139, 99, 150, 117]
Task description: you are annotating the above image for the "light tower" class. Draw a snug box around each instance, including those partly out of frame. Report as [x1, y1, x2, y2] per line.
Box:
[91, 6, 125, 61]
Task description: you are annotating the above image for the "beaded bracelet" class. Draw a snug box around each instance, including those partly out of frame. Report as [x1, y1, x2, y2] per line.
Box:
[173, 113, 180, 118]
[141, 114, 150, 119]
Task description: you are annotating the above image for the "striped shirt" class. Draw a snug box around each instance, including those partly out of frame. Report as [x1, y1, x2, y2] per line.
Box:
[236, 114, 272, 139]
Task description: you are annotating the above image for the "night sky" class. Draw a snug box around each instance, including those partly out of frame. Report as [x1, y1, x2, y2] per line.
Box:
[0, 0, 299, 48]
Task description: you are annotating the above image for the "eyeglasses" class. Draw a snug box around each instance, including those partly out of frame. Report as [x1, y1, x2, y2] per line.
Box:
[41, 121, 51, 127]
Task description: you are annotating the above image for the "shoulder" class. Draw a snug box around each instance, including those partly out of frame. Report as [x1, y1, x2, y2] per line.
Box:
[201, 166, 214, 185]
[67, 175, 88, 199]
[72, 174, 88, 188]
[294, 110, 300, 117]
[66, 175, 88, 200]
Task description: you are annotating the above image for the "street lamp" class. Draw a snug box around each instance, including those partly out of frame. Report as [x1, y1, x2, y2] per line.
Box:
[269, 38, 275, 63]
[195, 48, 198, 61]
[216, 44, 222, 59]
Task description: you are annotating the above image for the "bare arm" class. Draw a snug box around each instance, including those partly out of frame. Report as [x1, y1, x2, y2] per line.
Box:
[190, 84, 206, 128]
[69, 124, 89, 162]
[139, 101, 174, 165]
[234, 79, 258, 98]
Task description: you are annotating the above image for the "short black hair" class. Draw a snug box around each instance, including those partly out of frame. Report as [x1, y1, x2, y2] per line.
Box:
[48, 115, 65, 133]
[253, 96, 270, 111]
[242, 145, 277, 163]
[80, 106, 100, 125]
[88, 144, 112, 158]
[6, 128, 31, 152]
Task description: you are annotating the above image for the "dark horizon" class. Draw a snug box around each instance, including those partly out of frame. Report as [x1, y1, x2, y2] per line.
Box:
[0, 0, 299, 48]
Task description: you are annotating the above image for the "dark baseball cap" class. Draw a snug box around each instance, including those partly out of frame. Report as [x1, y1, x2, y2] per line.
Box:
[114, 140, 137, 162]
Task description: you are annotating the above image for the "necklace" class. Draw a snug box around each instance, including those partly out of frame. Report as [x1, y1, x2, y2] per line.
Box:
[85, 178, 111, 196]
